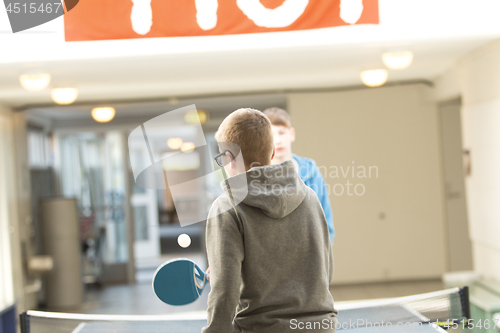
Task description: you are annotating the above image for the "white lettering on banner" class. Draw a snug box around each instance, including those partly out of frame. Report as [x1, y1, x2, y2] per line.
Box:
[130, 0, 312, 35]
[236, 0, 309, 28]
[131, 0, 153, 35]
[340, 0, 364, 24]
[195, 0, 218, 30]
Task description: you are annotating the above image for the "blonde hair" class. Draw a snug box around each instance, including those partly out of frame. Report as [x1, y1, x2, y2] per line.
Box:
[263, 107, 292, 128]
[215, 108, 274, 168]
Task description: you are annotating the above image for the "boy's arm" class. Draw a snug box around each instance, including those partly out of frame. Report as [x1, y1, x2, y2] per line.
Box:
[328, 241, 335, 284]
[202, 202, 244, 333]
[314, 166, 335, 243]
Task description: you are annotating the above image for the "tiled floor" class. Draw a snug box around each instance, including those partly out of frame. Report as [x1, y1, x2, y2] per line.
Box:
[69, 278, 444, 315]
[48, 251, 445, 315]
[78, 281, 211, 315]
[37, 277, 468, 333]
[40, 269, 461, 333]
[65, 253, 209, 315]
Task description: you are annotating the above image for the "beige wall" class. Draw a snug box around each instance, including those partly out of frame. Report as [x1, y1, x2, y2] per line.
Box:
[433, 68, 461, 103]
[0, 106, 27, 313]
[458, 39, 500, 281]
[288, 84, 447, 284]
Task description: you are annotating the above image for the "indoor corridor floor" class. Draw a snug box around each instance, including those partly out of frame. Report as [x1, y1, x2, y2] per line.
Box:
[60, 279, 444, 315]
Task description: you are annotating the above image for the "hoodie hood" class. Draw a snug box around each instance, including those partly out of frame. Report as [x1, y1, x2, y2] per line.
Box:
[221, 160, 307, 219]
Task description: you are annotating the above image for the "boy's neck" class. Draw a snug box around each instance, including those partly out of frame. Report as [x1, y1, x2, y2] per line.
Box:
[245, 162, 270, 171]
[273, 153, 293, 165]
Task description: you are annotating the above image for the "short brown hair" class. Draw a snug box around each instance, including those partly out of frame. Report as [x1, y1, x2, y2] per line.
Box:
[263, 107, 292, 128]
[215, 108, 274, 168]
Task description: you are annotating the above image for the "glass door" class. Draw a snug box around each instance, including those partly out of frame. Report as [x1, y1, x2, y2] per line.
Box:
[58, 131, 130, 283]
[128, 147, 160, 260]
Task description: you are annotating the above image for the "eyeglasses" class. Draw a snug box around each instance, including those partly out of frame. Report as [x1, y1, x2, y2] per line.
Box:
[214, 150, 235, 167]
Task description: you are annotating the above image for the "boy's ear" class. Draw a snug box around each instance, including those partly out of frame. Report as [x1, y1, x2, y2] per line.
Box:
[271, 146, 276, 160]
[290, 127, 296, 143]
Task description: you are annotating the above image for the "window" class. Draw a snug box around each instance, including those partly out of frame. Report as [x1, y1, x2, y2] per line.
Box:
[27, 128, 51, 168]
[0, 114, 15, 311]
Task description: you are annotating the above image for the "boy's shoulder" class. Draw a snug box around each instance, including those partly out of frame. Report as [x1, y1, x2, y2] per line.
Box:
[207, 193, 244, 235]
[208, 193, 232, 216]
[301, 185, 323, 205]
[292, 154, 322, 181]
[207, 192, 241, 223]
[292, 153, 317, 168]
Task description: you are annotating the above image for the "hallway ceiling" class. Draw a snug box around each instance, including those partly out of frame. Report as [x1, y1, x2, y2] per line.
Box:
[0, 36, 495, 110]
[1, 0, 500, 110]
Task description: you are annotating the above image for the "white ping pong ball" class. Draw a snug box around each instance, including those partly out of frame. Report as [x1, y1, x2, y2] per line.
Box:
[177, 234, 191, 248]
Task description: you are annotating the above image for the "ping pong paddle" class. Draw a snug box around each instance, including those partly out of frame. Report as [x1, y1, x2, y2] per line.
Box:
[152, 259, 208, 306]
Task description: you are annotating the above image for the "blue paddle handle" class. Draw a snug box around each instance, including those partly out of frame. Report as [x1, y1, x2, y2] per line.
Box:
[193, 263, 209, 299]
[195, 264, 208, 280]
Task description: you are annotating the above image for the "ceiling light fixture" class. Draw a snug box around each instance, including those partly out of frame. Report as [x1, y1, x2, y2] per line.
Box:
[19, 73, 51, 91]
[167, 138, 183, 150]
[382, 51, 414, 70]
[91, 107, 116, 123]
[51, 88, 78, 105]
[360, 69, 388, 87]
[168, 97, 179, 105]
[181, 142, 195, 153]
[185, 110, 209, 125]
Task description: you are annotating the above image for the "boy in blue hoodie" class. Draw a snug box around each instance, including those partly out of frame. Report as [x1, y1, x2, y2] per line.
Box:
[263, 107, 335, 243]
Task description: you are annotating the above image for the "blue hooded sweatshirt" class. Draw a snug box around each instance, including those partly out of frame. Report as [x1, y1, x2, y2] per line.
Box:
[292, 154, 335, 243]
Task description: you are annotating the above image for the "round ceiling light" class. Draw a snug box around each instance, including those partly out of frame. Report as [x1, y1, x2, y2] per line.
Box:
[91, 107, 116, 123]
[167, 138, 183, 150]
[360, 69, 388, 87]
[51, 88, 78, 105]
[382, 51, 414, 70]
[185, 110, 209, 125]
[181, 142, 195, 153]
[19, 73, 51, 91]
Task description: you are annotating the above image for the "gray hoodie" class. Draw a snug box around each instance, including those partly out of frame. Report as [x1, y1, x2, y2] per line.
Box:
[202, 160, 337, 333]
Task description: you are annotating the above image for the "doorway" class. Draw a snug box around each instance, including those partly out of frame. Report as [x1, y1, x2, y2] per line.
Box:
[439, 98, 473, 272]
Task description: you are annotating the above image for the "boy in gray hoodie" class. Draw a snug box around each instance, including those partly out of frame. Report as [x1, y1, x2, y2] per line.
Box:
[202, 108, 337, 333]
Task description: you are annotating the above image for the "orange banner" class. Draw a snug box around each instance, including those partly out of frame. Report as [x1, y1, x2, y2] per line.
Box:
[64, 0, 379, 42]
